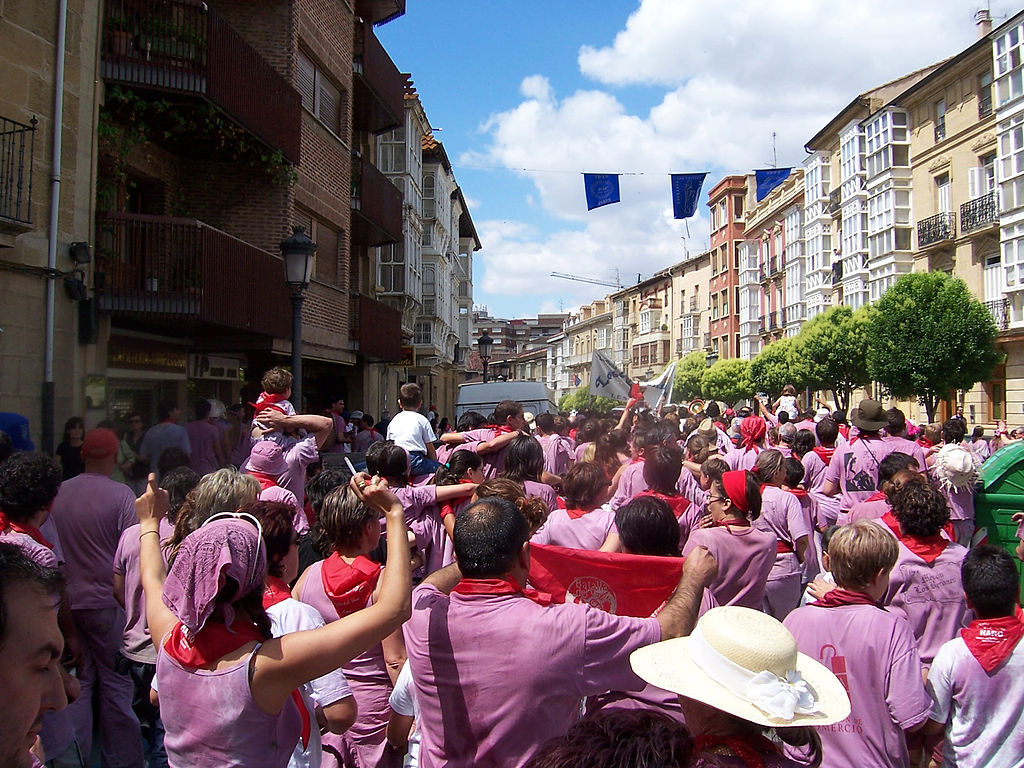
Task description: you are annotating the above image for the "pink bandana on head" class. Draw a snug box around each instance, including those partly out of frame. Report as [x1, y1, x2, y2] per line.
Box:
[162, 519, 267, 636]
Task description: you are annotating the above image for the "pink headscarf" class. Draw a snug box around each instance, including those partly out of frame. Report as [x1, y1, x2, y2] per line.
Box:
[162, 518, 266, 637]
[739, 416, 767, 454]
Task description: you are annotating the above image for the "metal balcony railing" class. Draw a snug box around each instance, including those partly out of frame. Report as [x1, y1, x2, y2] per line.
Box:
[917, 211, 956, 247]
[960, 192, 998, 233]
[985, 298, 1009, 331]
[0, 116, 36, 226]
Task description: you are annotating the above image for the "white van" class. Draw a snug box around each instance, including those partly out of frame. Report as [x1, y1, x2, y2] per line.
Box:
[455, 381, 559, 421]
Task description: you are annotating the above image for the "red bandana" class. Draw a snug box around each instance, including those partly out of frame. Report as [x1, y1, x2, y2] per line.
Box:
[812, 446, 836, 465]
[880, 512, 948, 564]
[321, 554, 382, 618]
[812, 588, 879, 609]
[787, 488, 809, 498]
[495, 425, 517, 435]
[564, 507, 591, 520]
[451, 576, 550, 605]
[864, 491, 886, 503]
[960, 609, 1024, 672]
[555, 495, 566, 510]
[739, 417, 766, 453]
[713, 517, 750, 528]
[248, 471, 279, 492]
[262, 576, 293, 609]
[721, 470, 750, 514]
[250, 392, 289, 413]
[917, 437, 934, 449]
[694, 734, 779, 768]
[0, 512, 54, 549]
[439, 479, 476, 520]
[637, 490, 691, 519]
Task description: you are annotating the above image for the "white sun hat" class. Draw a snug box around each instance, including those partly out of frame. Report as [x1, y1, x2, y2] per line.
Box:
[932, 443, 981, 492]
[630, 606, 850, 728]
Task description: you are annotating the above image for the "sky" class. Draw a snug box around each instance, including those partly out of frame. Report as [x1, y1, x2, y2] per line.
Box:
[376, 1, 1012, 320]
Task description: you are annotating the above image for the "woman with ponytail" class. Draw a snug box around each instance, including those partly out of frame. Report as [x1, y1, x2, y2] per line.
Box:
[474, 477, 551, 536]
[501, 435, 558, 512]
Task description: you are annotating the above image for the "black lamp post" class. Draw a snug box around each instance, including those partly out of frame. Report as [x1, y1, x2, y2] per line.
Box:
[280, 226, 317, 410]
[705, 349, 719, 368]
[477, 331, 493, 383]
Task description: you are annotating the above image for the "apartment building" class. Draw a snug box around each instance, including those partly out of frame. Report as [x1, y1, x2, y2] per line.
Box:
[667, 248, 712, 360]
[706, 175, 748, 359]
[609, 272, 675, 380]
[556, 297, 613, 393]
[472, 309, 568, 372]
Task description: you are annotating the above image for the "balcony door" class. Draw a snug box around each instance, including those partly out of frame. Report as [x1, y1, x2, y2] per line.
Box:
[936, 173, 951, 214]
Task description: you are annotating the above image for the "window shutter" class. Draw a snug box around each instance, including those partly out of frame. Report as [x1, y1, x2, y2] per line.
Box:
[968, 167, 980, 200]
[296, 51, 315, 112]
[318, 77, 341, 132]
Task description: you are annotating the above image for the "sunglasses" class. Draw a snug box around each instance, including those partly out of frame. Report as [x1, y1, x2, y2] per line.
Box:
[202, 510, 263, 539]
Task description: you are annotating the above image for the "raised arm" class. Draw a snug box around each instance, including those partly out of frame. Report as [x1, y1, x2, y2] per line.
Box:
[135, 474, 178, 644]
[476, 429, 522, 455]
[656, 546, 717, 640]
[257, 410, 334, 449]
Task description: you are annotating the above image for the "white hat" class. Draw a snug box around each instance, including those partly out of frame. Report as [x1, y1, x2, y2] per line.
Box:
[630, 606, 850, 728]
[932, 443, 980, 492]
[815, 407, 831, 423]
[350, 410, 364, 420]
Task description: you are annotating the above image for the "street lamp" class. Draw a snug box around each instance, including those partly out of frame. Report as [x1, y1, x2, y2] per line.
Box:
[280, 225, 317, 409]
[477, 331, 494, 383]
[645, 367, 654, 380]
[705, 348, 719, 368]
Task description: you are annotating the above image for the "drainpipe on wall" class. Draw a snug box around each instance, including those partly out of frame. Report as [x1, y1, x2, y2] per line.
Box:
[42, 0, 68, 454]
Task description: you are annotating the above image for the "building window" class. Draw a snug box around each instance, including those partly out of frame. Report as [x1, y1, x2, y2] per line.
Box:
[423, 266, 436, 296]
[378, 243, 405, 293]
[293, 211, 340, 285]
[980, 71, 994, 117]
[422, 173, 436, 219]
[996, 24, 1024, 106]
[935, 98, 947, 142]
[378, 127, 405, 173]
[413, 320, 432, 345]
[297, 50, 343, 135]
[733, 194, 744, 221]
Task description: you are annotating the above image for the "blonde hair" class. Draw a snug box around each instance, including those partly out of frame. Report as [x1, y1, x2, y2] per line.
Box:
[261, 366, 293, 394]
[827, 521, 898, 590]
[168, 468, 262, 561]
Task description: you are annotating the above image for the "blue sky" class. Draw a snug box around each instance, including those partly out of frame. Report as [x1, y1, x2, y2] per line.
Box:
[377, 1, 1002, 320]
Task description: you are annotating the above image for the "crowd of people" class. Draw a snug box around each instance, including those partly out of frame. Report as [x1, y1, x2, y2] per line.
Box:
[1, 371, 1023, 768]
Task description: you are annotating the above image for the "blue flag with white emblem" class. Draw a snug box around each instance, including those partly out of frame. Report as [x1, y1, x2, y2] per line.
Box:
[584, 173, 621, 211]
[755, 168, 792, 201]
[670, 173, 707, 219]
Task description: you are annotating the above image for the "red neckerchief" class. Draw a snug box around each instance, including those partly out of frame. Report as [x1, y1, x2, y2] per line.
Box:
[439, 479, 475, 518]
[262, 576, 293, 609]
[812, 445, 836, 464]
[248, 471, 279, 491]
[555, 495, 566, 509]
[960, 607, 1024, 672]
[713, 517, 750, 528]
[565, 507, 590, 520]
[917, 437, 934, 449]
[321, 554, 382, 617]
[630, 457, 644, 465]
[838, 425, 850, 439]
[451, 576, 550, 605]
[812, 588, 879, 609]
[637, 490, 691, 519]
[864, 491, 886, 503]
[694, 734, 779, 768]
[880, 511, 948, 564]
[495, 425, 517, 435]
[0, 512, 54, 549]
[250, 392, 288, 413]
[787, 487, 809, 498]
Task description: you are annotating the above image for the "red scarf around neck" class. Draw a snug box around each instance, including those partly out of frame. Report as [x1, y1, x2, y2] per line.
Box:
[694, 734, 779, 768]
[439, 479, 476, 519]
[0, 512, 54, 549]
[961, 606, 1024, 672]
[321, 553, 382, 618]
[880, 511, 948, 564]
[713, 517, 750, 528]
[262, 576, 293, 609]
[248, 471, 279, 492]
[812, 588, 879, 609]
[565, 507, 592, 520]
[864, 490, 886, 503]
[451, 576, 550, 605]
[812, 445, 836, 465]
[637, 490, 691, 519]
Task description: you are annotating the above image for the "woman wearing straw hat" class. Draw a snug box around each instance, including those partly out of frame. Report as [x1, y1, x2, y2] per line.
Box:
[631, 605, 850, 767]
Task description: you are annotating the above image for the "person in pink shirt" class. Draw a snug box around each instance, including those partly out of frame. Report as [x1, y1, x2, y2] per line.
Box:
[782, 457, 820, 585]
[163, 466, 261, 560]
[923, 546, 1024, 768]
[352, 413, 384, 453]
[609, 421, 676, 510]
[440, 400, 526, 478]
[531, 462, 616, 550]
[244, 442, 307, 534]
[403, 495, 718, 768]
[823, 399, 900, 514]
[723, 416, 767, 472]
[50, 428, 144, 768]
[883, 408, 928, 472]
[633, 444, 699, 549]
[839, 452, 920, 526]
[184, 399, 226, 476]
[249, 409, 334, 509]
[682, 469, 776, 615]
[534, 413, 573, 477]
[931, 427, 981, 546]
[571, 417, 601, 464]
[874, 480, 969, 669]
[501, 435, 559, 512]
[783, 521, 933, 768]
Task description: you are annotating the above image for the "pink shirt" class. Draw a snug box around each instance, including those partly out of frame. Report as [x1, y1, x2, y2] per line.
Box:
[824, 435, 900, 511]
[0, 529, 57, 568]
[724, 447, 760, 471]
[280, 435, 319, 506]
[531, 507, 616, 551]
[460, 428, 512, 478]
[573, 442, 592, 464]
[882, 435, 927, 472]
[610, 461, 646, 510]
[51, 472, 137, 610]
[522, 479, 558, 512]
[185, 419, 223, 475]
[258, 485, 307, 534]
[784, 604, 933, 768]
[838, 496, 890, 526]
[801, 451, 828, 491]
[538, 434, 573, 476]
[112, 519, 174, 664]
[404, 583, 661, 768]
[941, 485, 975, 523]
[755, 486, 811, 576]
[682, 525, 776, 614]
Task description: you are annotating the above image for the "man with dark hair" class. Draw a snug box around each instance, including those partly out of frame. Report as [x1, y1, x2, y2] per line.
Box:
[138, 401, 190, 477]
[614, 496, 681, 557]
[404, 497, 717, 768]
[883, 408, 927, 470]
[440, 399, 526, 478]
[924, 546, 1024, 768]
[534, 412, 573, 477]
[0, 542, 68, 768]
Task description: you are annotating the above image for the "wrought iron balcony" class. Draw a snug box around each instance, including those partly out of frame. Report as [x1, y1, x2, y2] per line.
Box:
[986, 298, 1009, 331]
[94, 212, 290, 338]
[101, 0, 301, 163]
[917, 212, 956, 248]
[827, 188, 842, 216]
[0, 116, 36, 232]
[960, 192, 998, 234]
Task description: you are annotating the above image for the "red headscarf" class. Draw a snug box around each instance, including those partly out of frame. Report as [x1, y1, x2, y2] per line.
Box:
[721, 470, 750, 514]
[739, 416, 766, 453]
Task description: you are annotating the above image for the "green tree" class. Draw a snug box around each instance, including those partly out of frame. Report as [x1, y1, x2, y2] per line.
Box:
[557, 388, 620, 414]
[701, 358, 754, 404]
[750, 338, 799, 397]
[674, 350, 707, 401]
[790, 305, 870, 410]
[867, 271, 999, 422]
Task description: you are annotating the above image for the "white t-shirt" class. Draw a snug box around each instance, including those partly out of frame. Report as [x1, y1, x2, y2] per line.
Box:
[387, 410, 436, 455]
[927, 634, 1024, 768]
[268, 597, 353, 768]
[388, 660, 420, 768]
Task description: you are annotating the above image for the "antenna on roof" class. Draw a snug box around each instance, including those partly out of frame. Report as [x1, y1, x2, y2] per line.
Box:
[770, 131, 778, 168]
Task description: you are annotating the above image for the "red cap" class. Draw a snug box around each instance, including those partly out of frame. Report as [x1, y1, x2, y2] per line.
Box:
[81, 428, 119, 460]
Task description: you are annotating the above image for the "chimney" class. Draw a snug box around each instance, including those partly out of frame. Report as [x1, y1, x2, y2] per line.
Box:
[976, 8, 993, 39]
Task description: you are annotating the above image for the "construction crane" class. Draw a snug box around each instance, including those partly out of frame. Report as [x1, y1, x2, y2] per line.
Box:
[550, 270, 622, 289]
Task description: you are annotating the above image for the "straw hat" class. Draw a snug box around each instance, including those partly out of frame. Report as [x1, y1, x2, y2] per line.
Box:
[697, 418, 717, 441]
[932, 443, 980, 492]
[631, 606, 850, 728]
[849, 399, 887, 432]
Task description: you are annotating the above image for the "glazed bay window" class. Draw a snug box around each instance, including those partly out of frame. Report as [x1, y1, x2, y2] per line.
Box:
[378, 243, 405, 293]
[996, 23, 1024, 106]
[413, 320, 432, 345]
[377, 127, 405, 173]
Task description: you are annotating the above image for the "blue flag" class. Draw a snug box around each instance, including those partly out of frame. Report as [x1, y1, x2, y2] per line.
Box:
[584, 173, 621, 210]
[670, 173, 707, 219]
[755, 168, 792, 202]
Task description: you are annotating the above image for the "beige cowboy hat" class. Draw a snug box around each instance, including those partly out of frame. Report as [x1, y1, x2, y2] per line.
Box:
[849, 399, 888, 432]
[630, 606, 850, 728]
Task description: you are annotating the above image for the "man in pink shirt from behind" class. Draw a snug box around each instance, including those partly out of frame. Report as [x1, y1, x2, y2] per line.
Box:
[534, 412, 573, 477]
[50, 428, 144, 768]
[247, 407, 333, 512]
[823, 399, 900, 514]
[183, 398, 225, 476]
[403, 496, 718, 768]
[882, 408, 928, 474]
[784, 521, 932, 768]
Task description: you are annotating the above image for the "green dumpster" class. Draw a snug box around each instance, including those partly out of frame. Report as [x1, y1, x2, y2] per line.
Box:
[975, 441, 1024, 592]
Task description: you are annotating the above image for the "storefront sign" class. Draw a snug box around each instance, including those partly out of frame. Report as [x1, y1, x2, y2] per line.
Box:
[188, 354, 241, 381]
[108, 336, 187, 374]
[388, 346, 415, 367]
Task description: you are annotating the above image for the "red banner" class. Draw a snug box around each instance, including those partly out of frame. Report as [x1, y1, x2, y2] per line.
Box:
[527, 543, 684, 618]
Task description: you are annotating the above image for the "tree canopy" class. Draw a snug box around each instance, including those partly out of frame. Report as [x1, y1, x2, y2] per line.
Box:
[674, 350, 707, 402]
[701, 358, 754, 404]
[866, 271, 999, 422]
[557, 388, 620, 414]
[750, 338, 798, 397]
[790, 305, 870, 410]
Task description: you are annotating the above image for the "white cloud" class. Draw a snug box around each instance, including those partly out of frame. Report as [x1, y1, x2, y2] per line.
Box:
[466, 0, 1002, 312]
